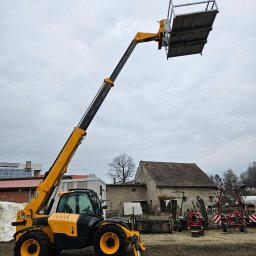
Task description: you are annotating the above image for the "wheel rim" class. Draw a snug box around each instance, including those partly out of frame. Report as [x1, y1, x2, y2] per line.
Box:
[100, 232, 120, 254]
[21, 239, 40, 256]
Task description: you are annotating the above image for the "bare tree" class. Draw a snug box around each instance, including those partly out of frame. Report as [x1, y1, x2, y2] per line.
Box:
[107, 153, 136, 184]
[223, 169, 238, 198]
[240, 162, 256, 189]
[210, 173, 222, 184]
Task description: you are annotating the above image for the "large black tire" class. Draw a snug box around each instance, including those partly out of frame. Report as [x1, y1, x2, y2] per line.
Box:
[222, 225, 227, 232]
[93, 224, 128, 256]
[239, 226, 245, 232]
[14, 230, 51, 256]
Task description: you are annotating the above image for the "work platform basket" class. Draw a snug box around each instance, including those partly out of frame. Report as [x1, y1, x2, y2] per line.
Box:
[165, 0, 219, 58]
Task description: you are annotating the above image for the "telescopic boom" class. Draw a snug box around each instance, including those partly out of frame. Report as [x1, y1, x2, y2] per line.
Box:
[23, 20, 167, 215]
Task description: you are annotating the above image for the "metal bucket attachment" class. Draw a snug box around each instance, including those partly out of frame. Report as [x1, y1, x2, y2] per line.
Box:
[165, 0, 219, 58]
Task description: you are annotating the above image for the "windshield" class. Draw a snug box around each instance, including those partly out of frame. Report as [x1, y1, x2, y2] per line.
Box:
[56, 192, 95, 215]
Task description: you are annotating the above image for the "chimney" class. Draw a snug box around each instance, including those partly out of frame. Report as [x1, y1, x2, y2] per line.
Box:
[25, 161, 32, 170]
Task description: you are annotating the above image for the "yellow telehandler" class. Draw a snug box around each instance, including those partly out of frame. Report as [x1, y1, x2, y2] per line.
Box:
[12, 20, 168, 256]
[12, 1, 218, 255]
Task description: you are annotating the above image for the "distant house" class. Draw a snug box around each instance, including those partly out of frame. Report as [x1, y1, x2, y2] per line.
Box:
[106, 161, 217, 216]
[0, 174, 96, 204]
[0, 161, 42, 179]
[0, 177, 42, 203]
[135, 161, 217, 215]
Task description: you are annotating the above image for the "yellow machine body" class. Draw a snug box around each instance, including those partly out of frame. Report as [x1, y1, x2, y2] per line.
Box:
[48, 213, 79, 237]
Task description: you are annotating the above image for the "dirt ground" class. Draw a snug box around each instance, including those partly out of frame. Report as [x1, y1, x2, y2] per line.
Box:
[1, 228, 256, 256]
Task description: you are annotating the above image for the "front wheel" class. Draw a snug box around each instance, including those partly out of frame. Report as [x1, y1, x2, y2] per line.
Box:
[94, 224, 128, 256]
[14, 230, 51, 256]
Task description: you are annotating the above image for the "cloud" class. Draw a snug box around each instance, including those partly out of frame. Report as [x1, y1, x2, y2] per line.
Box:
[0, 0, 255, 181]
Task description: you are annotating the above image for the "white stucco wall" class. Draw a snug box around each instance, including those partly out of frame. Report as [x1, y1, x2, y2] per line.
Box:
[51, 178, 106, 213]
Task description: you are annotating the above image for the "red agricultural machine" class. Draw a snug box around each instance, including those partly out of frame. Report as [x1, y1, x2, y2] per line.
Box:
[186, 209, 204, 230]
[173, 196, 206, 232]
[213, 184, 247, 232]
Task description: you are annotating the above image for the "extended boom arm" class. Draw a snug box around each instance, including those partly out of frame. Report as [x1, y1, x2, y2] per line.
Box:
[23, 20, 167, 215]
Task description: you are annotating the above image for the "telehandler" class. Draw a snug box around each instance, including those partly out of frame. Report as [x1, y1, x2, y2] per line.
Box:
[12, 19, 168, 256]
[12, 1, 218, 255]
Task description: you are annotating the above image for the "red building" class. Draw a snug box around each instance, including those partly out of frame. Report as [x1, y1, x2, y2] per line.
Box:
[0, 177, 42, 203]
[0, 175, 88, 203]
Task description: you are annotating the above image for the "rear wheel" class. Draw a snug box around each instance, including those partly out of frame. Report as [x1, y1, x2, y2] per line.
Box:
[239, 226, 245, 232]
[14, 230, 51, 256]
[94, 224, 128, 256]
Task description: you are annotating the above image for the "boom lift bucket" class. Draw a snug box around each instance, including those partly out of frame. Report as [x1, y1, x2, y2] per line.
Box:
[164, 0, 219, 58]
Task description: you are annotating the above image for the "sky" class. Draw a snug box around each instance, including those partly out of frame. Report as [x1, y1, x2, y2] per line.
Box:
[0, 0, 256, 182]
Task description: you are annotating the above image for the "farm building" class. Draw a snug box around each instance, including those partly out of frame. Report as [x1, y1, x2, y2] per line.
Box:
[107, 161, 217, 216]
[106, 183, 147, 217]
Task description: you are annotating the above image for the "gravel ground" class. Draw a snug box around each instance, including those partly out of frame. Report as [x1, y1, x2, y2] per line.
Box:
[1, 228, 256, 256]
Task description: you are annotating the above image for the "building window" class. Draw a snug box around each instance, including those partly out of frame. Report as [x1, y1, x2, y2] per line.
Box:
[131, 188, 136, 192]
[77, 181, 87, 189]
[67, 182, 74, 191]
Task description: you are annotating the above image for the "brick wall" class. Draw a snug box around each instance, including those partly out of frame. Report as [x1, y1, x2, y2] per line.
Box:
[0, 190, 30, 203]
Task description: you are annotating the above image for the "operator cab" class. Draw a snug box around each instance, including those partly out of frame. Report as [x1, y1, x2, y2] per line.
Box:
[56, 189, 103, 218]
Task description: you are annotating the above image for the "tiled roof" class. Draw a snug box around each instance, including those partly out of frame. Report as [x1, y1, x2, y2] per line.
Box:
[140, 161, 216, 188]
[0, 179, 42, 189]
[0, 174, 89, 189]
[70, 175, 89, 179]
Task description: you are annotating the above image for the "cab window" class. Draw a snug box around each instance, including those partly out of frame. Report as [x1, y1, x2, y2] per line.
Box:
[78, 193, 94, 215]
[90, 193, 101, 216]
[56, 192, 95, 215]
[57, 194, 76, 213]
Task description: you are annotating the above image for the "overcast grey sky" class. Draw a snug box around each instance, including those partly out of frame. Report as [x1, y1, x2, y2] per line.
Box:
[0, 0, 255, 181]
